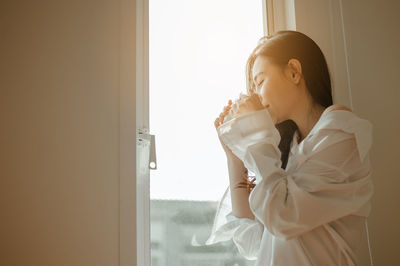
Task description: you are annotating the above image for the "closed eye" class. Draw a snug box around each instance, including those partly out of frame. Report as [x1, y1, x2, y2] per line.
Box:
[256, 80, 264, 89]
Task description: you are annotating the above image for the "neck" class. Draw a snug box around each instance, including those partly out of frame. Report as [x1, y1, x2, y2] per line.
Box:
[292, 103, 325, 143]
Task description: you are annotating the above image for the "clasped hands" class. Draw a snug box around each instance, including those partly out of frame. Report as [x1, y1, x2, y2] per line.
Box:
[214, 92, 265, 129]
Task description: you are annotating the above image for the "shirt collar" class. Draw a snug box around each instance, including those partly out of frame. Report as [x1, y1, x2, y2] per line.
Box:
[298, 109, 373, 162]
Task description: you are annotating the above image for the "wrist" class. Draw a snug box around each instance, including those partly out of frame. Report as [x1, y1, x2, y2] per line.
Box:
[228, 164, 247, 184]
[229, 171, 255, 194]
[226, 153, 243, 166]
[227, 160, 246, 177]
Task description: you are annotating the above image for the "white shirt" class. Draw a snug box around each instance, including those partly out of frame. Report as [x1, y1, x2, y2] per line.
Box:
[205, 107, 374, 266]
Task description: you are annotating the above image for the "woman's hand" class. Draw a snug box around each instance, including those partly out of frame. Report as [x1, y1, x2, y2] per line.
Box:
[214, 93, 265, 161]
[229, 93, 265, 120]
[214, 100, 246, 180]
[214, 99, 236, 157]
[214, 96, 255, 218]
[214, 99, 232, 129]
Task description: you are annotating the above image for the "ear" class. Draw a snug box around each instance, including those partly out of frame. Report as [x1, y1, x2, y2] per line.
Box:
[285, 59, 302, 85]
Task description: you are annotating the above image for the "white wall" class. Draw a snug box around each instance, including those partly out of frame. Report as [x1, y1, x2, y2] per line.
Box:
[295, 0, 400, 264]
[0, 1, 133, 265]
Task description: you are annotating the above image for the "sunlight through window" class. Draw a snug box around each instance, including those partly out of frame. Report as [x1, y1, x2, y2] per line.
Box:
[150, 0, 263, 201]
[149, 1, 263, 265]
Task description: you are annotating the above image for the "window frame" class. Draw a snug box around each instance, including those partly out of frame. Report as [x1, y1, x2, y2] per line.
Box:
[133, 1, 269, 266]
[135, 0, 150, 265]
[132, 0, 354, 265]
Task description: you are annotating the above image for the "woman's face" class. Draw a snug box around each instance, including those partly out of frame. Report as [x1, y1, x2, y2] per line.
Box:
[251, 56, 301, 124]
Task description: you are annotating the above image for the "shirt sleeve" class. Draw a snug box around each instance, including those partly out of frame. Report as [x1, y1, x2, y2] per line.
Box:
[205, 186, 264, 260]
[219, 108, 374, 241]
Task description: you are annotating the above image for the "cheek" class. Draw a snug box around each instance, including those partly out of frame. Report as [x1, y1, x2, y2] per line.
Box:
[259, 79, 287, 123]
[260, 79, 278, 105]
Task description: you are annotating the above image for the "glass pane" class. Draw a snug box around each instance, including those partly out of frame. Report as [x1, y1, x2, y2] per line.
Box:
[149, 1, 263, 265]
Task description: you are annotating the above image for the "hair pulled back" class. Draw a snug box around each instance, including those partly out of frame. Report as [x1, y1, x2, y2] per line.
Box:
[241, 31, 334, 191]
[246, 30, 333, 108]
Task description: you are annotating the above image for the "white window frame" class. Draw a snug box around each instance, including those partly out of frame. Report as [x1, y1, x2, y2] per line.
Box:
[119, 0, 150, 265]
[131, 0, 353, 265]
[135, 0, 150, 265]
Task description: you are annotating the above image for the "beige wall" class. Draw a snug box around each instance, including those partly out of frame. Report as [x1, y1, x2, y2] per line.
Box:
[295, 0, 400, 264]
[343, 1, 400, 265]
[1, 0, 399, 265]
[0, 1, 126, 265]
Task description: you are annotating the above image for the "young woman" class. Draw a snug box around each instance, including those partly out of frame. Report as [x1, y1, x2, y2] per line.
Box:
[207, 31, 374, 266]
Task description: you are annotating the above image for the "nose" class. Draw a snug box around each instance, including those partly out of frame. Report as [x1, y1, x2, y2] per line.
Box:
[253, 93, 269, 109]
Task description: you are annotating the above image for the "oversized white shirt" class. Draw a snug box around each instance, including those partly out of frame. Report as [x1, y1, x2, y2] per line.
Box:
[205, 107, 374, 266]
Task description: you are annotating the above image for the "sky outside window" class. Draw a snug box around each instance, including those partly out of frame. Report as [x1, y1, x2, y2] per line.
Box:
[150, 0, 264, 201]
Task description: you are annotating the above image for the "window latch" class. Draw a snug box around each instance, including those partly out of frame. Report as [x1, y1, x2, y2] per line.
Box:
[137, 128, 157, 170]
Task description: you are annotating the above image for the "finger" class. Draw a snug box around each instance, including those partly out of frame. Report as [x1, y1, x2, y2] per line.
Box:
[237, 97, 247, 106]
[214, 118, 220, 128]
[250, 93, 261, 102]
[232, 102, 238, 112]
[239, 92, 249, 101]
[250, 93, 264, 108]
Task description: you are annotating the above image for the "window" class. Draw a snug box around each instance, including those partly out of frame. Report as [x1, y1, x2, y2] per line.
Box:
[135, 0, 357, 265]
[148, 0, 264, 265]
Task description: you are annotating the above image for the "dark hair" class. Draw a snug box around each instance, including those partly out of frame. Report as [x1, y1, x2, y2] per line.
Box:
[239, 31, 333, 192]
[246, 30, 333, 109]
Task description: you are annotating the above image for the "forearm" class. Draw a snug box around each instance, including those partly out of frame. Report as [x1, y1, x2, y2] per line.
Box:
[227, 157, 255, 220]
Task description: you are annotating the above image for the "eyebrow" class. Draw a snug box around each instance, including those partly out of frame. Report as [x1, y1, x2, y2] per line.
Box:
[253, 72, 264, 84]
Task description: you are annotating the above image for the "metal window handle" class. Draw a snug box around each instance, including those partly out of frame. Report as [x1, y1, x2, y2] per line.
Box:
[149, 134, 157, 170]
[137, 129, 157, 170]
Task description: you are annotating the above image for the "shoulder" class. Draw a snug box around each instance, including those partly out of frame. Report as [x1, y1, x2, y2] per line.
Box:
[325, 104, 353, 113]
[304, 105, 373, 162]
